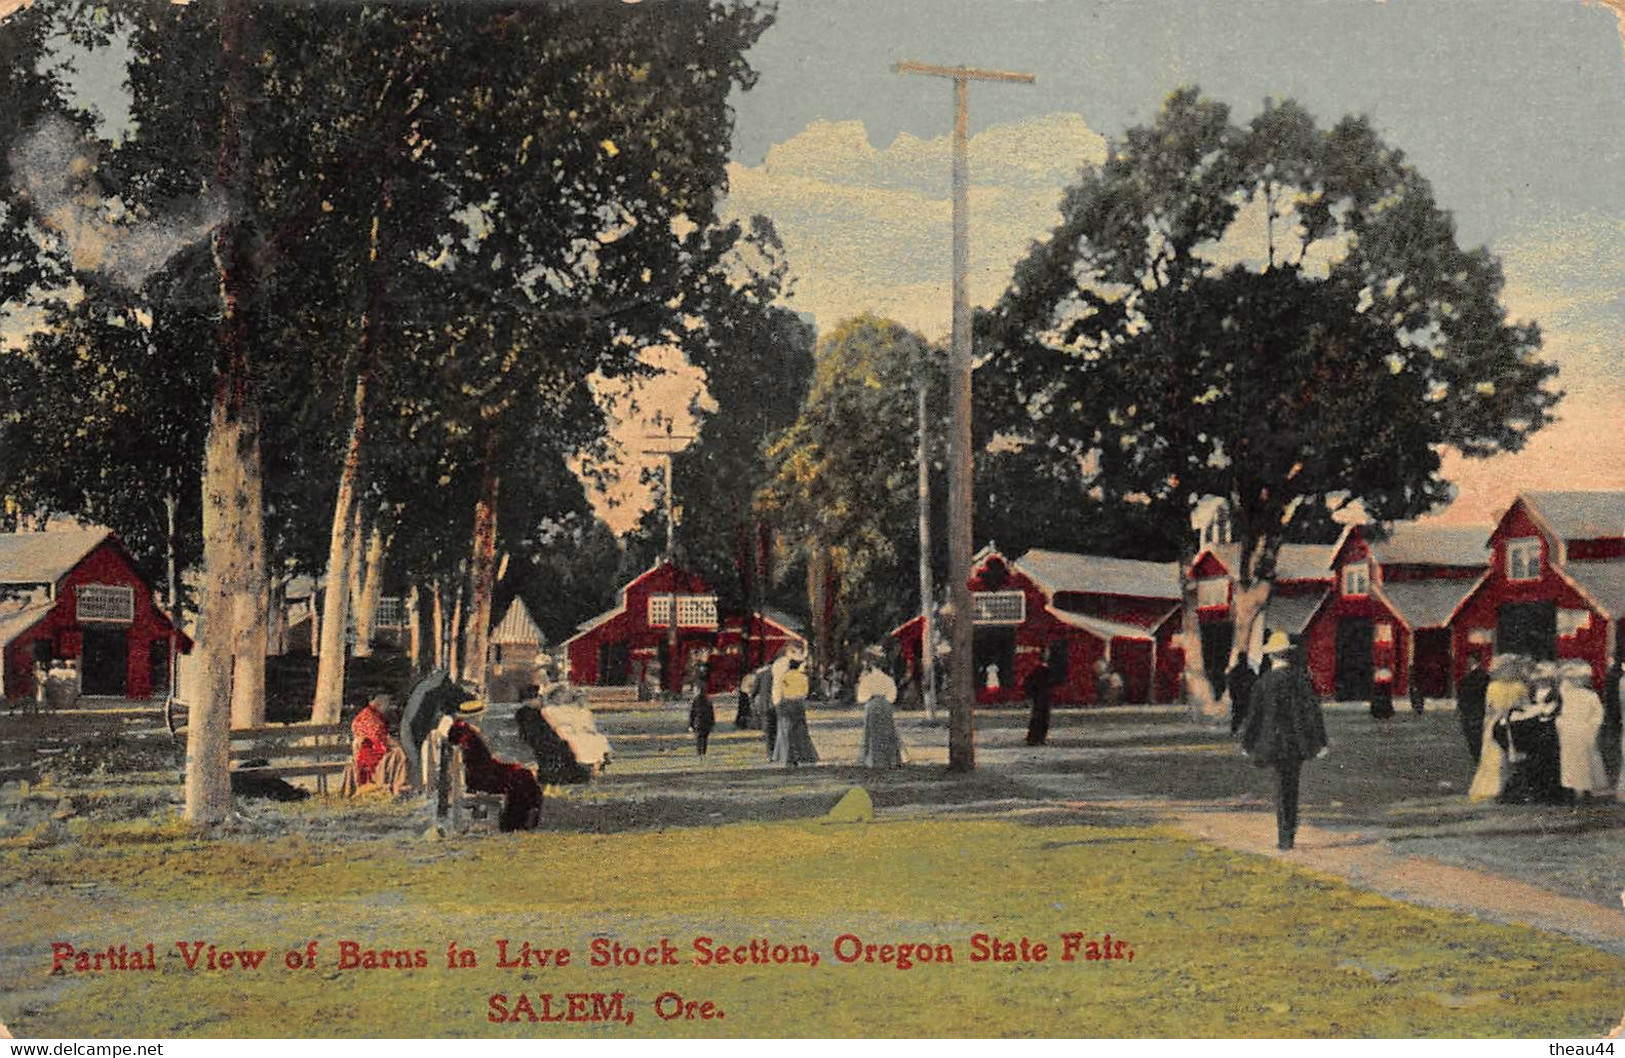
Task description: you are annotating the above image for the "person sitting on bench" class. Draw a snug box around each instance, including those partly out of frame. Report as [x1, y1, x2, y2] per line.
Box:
[342, 694, 411, 796]
[434, 698, 541, 832]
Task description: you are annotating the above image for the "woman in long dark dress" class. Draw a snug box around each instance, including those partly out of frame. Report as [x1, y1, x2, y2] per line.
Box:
[1501, 663, 1564, 804]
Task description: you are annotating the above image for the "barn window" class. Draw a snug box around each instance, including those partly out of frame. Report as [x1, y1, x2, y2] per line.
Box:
[1558, 609, 1590, 638]
[376, 596, 405, 629]
[1197, 577, 1229, 608]
[648, 595, 718, 628]
[972, 591, 1025, 624]
[1375, 622, 1393, 644]
[1341, 565, 1369, 596]
[77, 584, 134, 623]
[1506, 537, 1541, 581]
[1467, 628, 1493, 645]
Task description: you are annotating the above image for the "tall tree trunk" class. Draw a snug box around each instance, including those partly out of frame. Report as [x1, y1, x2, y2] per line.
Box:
[266, 576, 288, 657]
[353, 520, 384, 657]
[311, 373, 369, 723]
[448, 587, 463, 683]
[462, 436, 501, 697]
[406, 583, 422, 673]
[1178, 546, 1222, 721]
[432, 581, 445, 669]
[229, 432, 267, 729]
[188, 404, 252, 824]
[186, 0, 252, 826]
[345, 504, 364, 654]
[308, 587, 321, 657]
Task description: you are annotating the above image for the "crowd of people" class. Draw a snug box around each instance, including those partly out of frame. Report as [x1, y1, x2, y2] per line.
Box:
[329, 629, 1623, 843]
[336, 662, 616, 833]
[725, 642, 908, 770]
[1462, 655, 1616, 805]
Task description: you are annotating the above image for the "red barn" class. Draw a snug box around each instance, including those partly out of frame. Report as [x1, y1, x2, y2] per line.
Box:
[563, 561, 803, 694]
[1451, 491, 1625, 690]
[892, 547, 1182, 705]
[1304, 523, 1489, 699]
[0, 528, 189, 701]
[1188, 543, 1335, 684]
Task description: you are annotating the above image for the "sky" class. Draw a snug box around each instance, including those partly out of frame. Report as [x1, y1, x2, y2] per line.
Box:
[708, 0, 1625, 531]
[3, 0, 1622, 538]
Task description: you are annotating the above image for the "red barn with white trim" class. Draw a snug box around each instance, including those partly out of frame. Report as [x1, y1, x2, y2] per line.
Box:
[1306, 524, 1488, 699]
[0, 528, 189, 701]
[564, 561, 804, 694]
[1450, 491, 1624, 689]
[892, 547, 1183, 705]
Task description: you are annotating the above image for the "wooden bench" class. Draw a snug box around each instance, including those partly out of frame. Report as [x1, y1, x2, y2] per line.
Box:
[228, 723, 351, 794]
[422, 729, 508, 834]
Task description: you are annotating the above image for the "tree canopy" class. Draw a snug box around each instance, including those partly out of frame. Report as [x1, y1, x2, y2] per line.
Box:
[760, 314, 945, 661]
[977, 87, 1559, 691]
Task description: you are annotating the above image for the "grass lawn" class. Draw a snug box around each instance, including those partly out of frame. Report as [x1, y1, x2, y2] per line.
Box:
[2, 700, 1622, 1038]
[2, 809, 1622, 1038]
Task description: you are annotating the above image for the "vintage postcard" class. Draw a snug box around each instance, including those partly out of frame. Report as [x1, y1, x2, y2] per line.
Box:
[0, 0, 1622, 1041]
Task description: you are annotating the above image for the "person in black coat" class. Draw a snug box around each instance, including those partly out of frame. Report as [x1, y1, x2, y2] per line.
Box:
[1227, 657, 1257, 735]
[1024, 651, 1056, 746]
[688, 681, 715, 756]
[1455, 656, 1490, 764]
[1241, 632, 1328, 851]
[1602, 659, 1623, 786]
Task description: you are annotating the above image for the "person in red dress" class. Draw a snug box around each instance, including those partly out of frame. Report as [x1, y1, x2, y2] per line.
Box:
[343, 694, 411, 796]
[351, 695, 394, 785]
[435, 702, 542, 831]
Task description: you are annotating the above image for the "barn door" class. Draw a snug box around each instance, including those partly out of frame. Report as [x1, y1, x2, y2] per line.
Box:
[1334, 618, 1374, 700]
[1412, 628, 1452, 697]
[1200, 622, 1234, 684]
[81, 628, 128, 697]
[1496, 601, 1556, 661]
[1112, 639, 1153, 703]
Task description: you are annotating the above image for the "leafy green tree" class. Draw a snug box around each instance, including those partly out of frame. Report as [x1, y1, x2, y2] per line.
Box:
[760, 315, 945, 672]
[978, 88, 1559, 709]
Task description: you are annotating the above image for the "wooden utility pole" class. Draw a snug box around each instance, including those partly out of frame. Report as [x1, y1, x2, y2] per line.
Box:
[916, 381, 937, 722]
[642, 432, 694, 694]
[896, 61, 1034, 771]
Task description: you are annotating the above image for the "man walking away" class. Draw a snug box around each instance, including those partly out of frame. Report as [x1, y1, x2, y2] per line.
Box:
[1241, 632, 1328, 851]
[1456, 656, 1490, 764]
[1024, 650, 1055, 746]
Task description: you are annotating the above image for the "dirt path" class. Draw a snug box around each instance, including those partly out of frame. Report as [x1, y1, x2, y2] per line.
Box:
[1136, 802, 1625, 956]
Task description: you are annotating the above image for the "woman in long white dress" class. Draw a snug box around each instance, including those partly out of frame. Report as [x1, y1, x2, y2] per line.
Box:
[1555, 661, 1608, 799]
[1468, 655, 1528, 802]
[856, 649, 905, 769]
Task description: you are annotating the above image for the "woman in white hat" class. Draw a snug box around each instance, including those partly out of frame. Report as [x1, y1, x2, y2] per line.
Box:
[1555, 661, 1608, 801]
[1468, 655, 1527, 802]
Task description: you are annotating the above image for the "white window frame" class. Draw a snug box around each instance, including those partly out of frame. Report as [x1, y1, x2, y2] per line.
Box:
[1505, 537, 1541, 582]
[76, 584, 134, 623]
[1341, 565, 1369, 597]
[1375, 622, 1393, 644]
[1196, 577, 1229, 609]
[972, 590, 1025, 625]
[1557, 609, 1590, 638]
[647, 595, 718, 629]
[375, 596, 405, 630]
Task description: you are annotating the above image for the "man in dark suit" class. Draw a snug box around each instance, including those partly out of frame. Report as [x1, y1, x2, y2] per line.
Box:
[1227, 656, 1258, 735]
[1024, 649, 1056, 746]
[1241, 632, 1328, 851]
[1455, 656, 1491, 763]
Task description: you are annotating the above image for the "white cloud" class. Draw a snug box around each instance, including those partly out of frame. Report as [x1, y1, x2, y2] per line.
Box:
[722, 112, 1106, 339]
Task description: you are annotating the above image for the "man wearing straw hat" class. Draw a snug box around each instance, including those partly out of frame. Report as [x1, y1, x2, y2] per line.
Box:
[1240, 631, 1328, 851]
